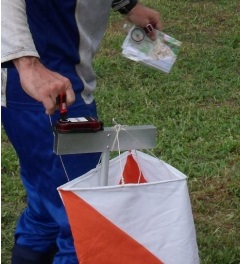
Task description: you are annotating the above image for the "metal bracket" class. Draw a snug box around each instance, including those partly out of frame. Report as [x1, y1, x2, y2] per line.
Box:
[53, 125, 157, 185]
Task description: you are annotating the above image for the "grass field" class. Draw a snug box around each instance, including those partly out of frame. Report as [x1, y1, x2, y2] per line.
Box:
[1, 0, 240, 263]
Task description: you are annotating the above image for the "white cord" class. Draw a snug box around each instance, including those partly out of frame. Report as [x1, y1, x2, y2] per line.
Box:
[112, 122, 125, 185]
[111, 119, 173, 182]
[48, 115, 70, 182]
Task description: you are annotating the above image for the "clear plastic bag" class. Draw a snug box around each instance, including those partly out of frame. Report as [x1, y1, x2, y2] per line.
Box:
[122, 27, 181, 73]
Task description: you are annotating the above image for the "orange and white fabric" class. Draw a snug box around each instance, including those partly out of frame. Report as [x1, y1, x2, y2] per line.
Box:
[58, 151, 199, 264]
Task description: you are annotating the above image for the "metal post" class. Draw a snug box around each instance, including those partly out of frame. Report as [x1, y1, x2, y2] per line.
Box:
[100, 149, 110, 186]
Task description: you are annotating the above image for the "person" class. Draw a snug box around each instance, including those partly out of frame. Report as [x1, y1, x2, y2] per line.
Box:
[1, 0, 162, 263]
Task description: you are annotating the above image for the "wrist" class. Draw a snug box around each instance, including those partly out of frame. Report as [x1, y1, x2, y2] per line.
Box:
[112, 0, 138, 15]
[13, 56, 39, 72]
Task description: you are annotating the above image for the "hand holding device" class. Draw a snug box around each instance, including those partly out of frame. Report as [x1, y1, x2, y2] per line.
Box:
[55, 94, 103, 133]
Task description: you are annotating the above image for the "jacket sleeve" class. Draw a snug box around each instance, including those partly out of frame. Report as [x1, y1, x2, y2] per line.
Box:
[1, 0, 39, 64]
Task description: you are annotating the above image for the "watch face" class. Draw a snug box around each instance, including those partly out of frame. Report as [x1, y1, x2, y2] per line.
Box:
[131, 27, 145, 42]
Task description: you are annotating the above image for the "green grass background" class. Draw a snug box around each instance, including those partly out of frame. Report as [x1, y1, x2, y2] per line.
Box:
[1, 0, 240, 263]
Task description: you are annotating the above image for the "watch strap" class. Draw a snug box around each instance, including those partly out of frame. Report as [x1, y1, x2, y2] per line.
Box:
[112, 0, 138, 14]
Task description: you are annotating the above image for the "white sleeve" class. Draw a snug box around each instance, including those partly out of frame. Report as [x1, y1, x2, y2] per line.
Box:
[1, 0, 40, 63]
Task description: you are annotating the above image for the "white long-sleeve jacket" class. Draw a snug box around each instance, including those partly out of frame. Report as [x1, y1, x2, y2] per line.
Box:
[1, 0, 113, 108]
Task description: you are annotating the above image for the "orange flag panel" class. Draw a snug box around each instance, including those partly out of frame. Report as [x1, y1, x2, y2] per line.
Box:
[120, 154, 147, 184]
[60, 190, 164, 264]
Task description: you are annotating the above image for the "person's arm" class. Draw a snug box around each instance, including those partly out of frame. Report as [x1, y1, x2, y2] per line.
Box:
[1, 0, 39, 63]
[1, 0, 75, 115]
[112, 0, 162, 40]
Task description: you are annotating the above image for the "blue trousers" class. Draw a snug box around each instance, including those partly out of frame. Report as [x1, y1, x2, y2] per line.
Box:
[2, 102, 100, 264]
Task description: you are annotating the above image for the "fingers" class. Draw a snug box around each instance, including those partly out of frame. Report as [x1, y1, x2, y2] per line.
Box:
[144, 24, 156, 41]
[14, 57, 76, 115]
[126, 4, 162, 41]
[65, 85, 75, 106]
[154, 20, 162, 31]
[145, 10, 162, 41]
[43, 97, 57, 115]
[44, 73, 75, 115]
[145, 18, 163, 41]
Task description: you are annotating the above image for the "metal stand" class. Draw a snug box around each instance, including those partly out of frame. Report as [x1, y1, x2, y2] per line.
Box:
[53, 125, 156, 186]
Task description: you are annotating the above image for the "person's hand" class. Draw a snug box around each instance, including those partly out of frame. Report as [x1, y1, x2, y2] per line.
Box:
[13, 56, 75, 115]
[126, 3, 162, 40]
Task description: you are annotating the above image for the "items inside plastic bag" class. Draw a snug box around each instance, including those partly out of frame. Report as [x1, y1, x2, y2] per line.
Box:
[122, 26, 181, 73]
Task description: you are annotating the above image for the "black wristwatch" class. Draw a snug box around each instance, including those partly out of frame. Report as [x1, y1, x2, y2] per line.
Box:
[112, 0, 138, 14]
